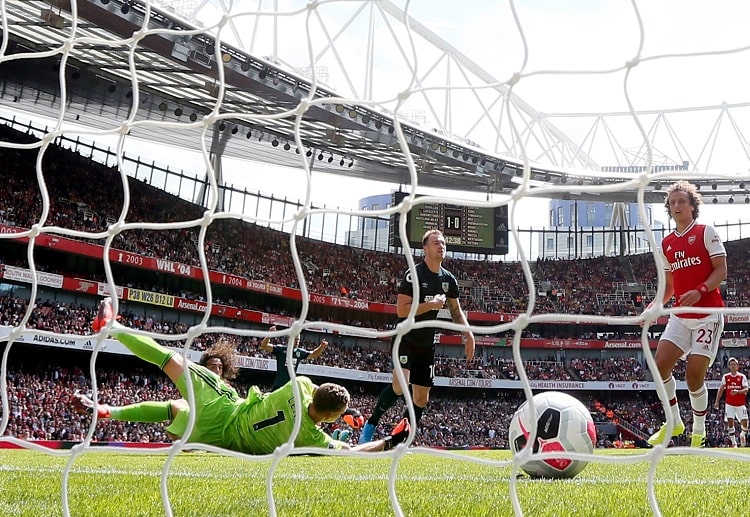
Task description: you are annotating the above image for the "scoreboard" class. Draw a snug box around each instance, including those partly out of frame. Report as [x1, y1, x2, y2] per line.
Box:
[389, 192, 509, 255]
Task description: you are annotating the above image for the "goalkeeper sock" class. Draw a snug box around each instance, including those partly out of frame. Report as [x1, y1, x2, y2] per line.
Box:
[114, 333, 175, 371]
[689, 385, 708, 434]
[368, 385, 401, 426]
[110, 401, 172, 423]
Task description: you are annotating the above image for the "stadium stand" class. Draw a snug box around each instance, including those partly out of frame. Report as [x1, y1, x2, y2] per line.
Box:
[2, 123, 750, 449]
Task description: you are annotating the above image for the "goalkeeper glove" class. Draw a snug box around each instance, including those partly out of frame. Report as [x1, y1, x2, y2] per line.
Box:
[332, 429, 351, 441]
[383, 417, 411, 450]
[343, 408, 365, 429]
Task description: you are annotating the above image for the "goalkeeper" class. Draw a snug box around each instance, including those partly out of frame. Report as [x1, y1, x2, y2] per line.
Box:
[74, 298, 410, 454]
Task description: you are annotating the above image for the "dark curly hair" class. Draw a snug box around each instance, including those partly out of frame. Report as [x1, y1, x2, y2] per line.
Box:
[199, 340, 239, 380]
[664, 180, 701, 221]
[312, 383, 350, 414]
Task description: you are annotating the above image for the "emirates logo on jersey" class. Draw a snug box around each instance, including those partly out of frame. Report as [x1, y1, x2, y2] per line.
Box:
[669, 250, 702, 272]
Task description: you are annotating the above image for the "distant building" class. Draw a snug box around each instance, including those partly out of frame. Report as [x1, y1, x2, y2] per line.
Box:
[346, 194, 392, 251]
[540, 199, 665, 259]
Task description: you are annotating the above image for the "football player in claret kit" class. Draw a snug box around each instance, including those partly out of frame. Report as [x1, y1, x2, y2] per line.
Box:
[713, 357, 749, 447]
[646, 180, 727, 448]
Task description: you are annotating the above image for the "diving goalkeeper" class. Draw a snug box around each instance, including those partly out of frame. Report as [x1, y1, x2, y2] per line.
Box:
[74, 298, 410, 454]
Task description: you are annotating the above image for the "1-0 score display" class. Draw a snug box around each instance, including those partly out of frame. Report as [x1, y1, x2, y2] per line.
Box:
[412, 204, 494, 249]
[390, 192, 509, 255]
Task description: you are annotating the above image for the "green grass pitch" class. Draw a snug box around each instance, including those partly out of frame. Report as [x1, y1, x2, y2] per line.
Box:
[2, 448, 750, 516]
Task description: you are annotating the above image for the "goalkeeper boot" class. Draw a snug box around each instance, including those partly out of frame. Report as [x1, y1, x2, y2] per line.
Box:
[72, 390, 111, 419]
[359, 422, 376, 444]
[92, 297, 115, 332]
[647, 420, 685, 446]
[690, 432, 706, 448]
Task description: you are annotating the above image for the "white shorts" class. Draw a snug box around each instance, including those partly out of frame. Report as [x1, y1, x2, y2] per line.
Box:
[660, 313, 723, 362]
[725, 404, 749, 422]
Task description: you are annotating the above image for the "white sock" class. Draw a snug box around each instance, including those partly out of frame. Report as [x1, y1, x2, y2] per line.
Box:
[662, 376, 682, 424]
[689, 386, 708, 434]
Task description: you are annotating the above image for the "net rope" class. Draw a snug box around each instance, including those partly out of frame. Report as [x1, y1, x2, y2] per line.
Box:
[1, 1, 750, 516]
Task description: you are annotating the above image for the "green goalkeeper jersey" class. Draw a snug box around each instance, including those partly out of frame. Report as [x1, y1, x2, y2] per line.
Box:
[167, 368, 342, 455]
[224, 376, 341, 454]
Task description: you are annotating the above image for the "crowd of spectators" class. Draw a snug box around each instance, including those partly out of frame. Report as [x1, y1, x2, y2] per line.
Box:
[3, 124, 750, 318]
[2, 294, 749, 385]
[3, 122, 750, 449]
[4, 353, 744, 449]
[0, 356, 520, 448]
[534, 256, 627, 315]
[3, 290, 750, 449]
[570, 357, 645, 382]
[4, 364, 175, 443]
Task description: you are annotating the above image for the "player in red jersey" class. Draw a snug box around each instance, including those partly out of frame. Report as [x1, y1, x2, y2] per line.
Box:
[713, 357, 749, 447]
[646, 180, 727, 448]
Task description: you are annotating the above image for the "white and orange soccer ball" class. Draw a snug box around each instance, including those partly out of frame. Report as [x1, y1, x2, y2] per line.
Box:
[509, 391, 596, 479]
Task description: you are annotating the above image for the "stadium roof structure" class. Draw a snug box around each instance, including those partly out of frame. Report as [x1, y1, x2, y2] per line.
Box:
[0, 0, 747, 204]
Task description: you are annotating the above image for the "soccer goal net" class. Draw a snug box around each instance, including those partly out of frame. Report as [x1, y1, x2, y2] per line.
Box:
[1, 1, 750, 516]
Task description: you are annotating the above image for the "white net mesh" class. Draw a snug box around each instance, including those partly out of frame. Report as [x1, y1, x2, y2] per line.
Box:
[2, 1, 750, 516]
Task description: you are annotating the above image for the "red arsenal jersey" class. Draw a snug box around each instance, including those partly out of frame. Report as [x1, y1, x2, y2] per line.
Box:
[661, 221, 726, 318]
[721, 372, 749, 407]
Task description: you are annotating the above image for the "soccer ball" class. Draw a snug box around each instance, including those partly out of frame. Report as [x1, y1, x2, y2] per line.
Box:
[508, 391, 596, 479]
